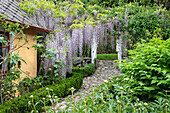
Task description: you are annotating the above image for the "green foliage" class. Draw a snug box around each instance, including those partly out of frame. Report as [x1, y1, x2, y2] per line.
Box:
[19, 0, 96, 29]
[55, 76, 169, 113]
[125, 4, 170, 41]
[109, 3, 170, 45]
[2, 69, 22, 102]
[17, 71, 65, 96]
[17, 76, 42, 96]
[33, 36, 65, 87]
[0, 72, 83, 113]
[120, 37, 170, 100]
[97, 54, 117, 60]
[0, 14, 29, 104]
[72, 63, 96, 77]
[81, 0, 170, 9]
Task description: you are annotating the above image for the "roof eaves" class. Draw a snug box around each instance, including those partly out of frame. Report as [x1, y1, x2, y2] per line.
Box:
[5, 18, 51, 33]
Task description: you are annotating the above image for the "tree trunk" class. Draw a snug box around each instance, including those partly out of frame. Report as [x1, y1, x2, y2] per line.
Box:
[91, 27, 97, 63]
[116, 33, 122, 69]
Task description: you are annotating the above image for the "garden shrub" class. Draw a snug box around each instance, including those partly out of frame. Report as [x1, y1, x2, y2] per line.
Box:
[0, 72, 83, 113]
[72, 63, 96, 77]
[17, 73, 65, 96]
[120, 37, 170, 100]
[97, 54, 117, 60]
[125, 5, 170, 41]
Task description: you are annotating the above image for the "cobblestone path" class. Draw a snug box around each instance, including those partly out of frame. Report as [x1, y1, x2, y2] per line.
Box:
[55, 60, 121, 110]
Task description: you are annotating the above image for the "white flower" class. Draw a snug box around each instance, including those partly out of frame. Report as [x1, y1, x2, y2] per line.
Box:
[47, 95, 51, 98]
[165, 103, 168, 105]
[70, 87, 75, 91]
[30, 95, 33, 98]
[131, 90, 133, 93]
[42, 98, 45, 100]
[138, 103, 142, 106]
[55, 96, 58, 99]
[104, 80, 108, 83]
[117, 100, 121, 104]
[144, 102, 148, 106]
[137, 98, 140, 101]
[120, 87, 123, 90]
[28, 102, 31, 105]
[124, 78, 129, 81]
[46, 87, 49, 90]
[92, 84, 95, 87]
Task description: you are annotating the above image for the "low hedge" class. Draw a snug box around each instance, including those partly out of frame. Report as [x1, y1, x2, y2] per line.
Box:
[0, 72, 83, 113]
[97, 54, 117, 60]
[72, 63, 96, 77]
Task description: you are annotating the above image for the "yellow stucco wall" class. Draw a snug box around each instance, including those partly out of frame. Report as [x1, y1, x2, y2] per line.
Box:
[1, 26, 38, 96]
[14, 29, 37, 82]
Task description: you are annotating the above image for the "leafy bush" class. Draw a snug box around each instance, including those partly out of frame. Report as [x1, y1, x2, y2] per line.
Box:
[72, 63, 96, 77]
[53, 76, 170, 113]
[0, 72, 83, 113]
[125, 5, 170, 41]
[82, 0, 170, 9]
[17, 73, 65, 96]
[120, 37, 170, 100]
[97, 54, 117, 60]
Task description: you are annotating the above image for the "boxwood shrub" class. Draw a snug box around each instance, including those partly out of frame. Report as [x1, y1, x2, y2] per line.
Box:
[97, 54, 117, 60]
[0, 72, 83, 113]
[72, 63, 96, 77]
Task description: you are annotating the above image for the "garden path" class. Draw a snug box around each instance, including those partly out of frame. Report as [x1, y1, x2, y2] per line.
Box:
[55, 60, 121, 110]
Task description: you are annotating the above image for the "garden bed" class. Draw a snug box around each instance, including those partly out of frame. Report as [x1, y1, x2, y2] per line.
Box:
[0, 63, 97, 113]
[0, 72, 83, 113]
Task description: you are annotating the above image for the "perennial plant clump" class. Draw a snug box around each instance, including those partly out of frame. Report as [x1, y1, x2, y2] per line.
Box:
[120, 34, 170, 100]
[40, 76, 170, 113]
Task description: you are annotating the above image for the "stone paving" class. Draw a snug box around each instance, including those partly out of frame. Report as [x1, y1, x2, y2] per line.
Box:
[55, 60, 121, 110]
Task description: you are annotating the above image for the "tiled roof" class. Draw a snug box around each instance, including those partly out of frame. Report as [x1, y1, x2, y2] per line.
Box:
[0, 0, 50, 33]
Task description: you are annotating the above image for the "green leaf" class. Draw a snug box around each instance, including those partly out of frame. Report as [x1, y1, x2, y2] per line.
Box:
[151, 80, 157, 84]
[146, 74, 151, 78]
[143, 87, 155, 91]
[157, 80, 167, 85]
